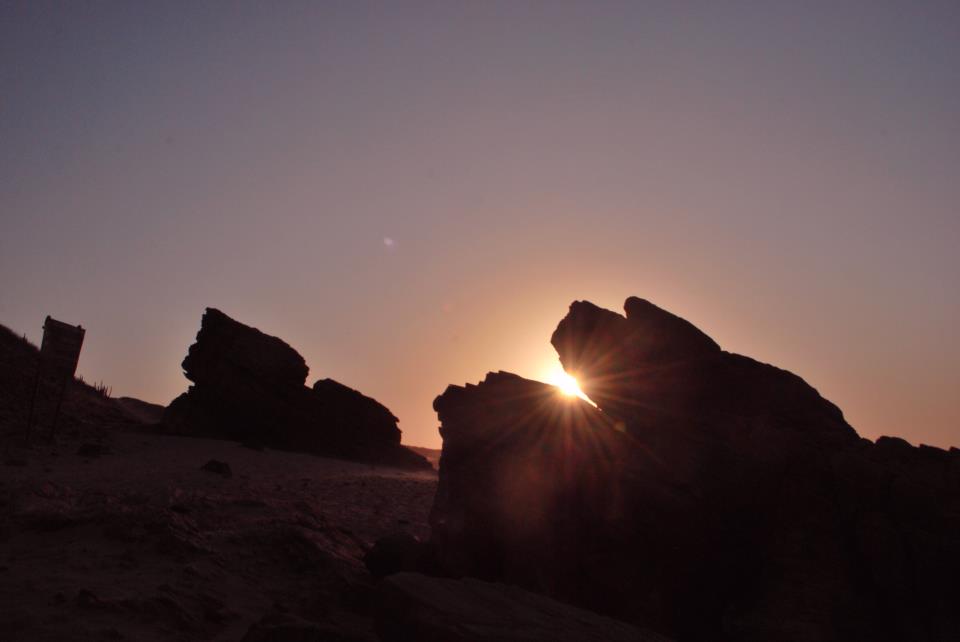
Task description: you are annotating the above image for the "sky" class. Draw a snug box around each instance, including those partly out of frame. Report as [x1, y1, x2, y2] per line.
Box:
[1, 1, 957, 449]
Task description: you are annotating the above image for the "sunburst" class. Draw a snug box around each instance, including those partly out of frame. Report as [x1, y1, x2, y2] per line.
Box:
[544, 362, 593, 403]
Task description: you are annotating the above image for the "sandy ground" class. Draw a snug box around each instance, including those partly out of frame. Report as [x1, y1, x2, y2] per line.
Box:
[0, 430, 437, 641]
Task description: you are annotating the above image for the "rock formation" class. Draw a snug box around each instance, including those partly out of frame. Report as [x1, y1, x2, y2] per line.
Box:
[164, 308, 429, 470]
[429, 298, 960, 641]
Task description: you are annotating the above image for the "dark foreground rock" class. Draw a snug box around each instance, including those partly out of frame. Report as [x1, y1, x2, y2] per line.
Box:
[364, 533, 424, 578]
[375, 572, 668, 642]
[429, 297, 960, 642]
[200, 458, 232, 477]
[164, 308, 429, 470]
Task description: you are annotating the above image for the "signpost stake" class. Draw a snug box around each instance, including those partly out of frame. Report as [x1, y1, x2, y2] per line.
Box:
[25, 367, 43, 442]
[49, 374, 70, 440]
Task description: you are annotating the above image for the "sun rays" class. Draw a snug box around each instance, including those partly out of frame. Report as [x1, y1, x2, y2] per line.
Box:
[544, 362, 594, 404]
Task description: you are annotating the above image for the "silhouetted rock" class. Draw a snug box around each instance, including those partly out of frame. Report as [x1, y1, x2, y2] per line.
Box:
[164, 309, 429, 469]
[312, 378, 402, 446]
[375, 572, 669, 642]
[364, 533, 424, 578]
[200, 459, 232, 477]
[429, 297, 960, 641]
[430, 372, 651, 622]
[551, 297, 856, 442]
[186, 308, 308, 387]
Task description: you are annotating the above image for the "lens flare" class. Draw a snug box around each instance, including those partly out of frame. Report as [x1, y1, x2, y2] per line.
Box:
[545, 363, 592, 403]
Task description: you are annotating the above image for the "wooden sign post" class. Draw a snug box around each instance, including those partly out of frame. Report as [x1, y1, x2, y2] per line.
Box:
[26, 316, 85, 441]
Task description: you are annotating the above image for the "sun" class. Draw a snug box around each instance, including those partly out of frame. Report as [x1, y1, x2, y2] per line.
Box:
[544, 363, 592, 403]
[553, 371, 582, 397]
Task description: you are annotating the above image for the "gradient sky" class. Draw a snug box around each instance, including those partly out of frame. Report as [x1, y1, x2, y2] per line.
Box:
[2, 2, 957, 449]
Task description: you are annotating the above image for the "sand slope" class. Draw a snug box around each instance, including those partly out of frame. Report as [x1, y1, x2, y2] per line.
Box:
[0, 431, 437, 641]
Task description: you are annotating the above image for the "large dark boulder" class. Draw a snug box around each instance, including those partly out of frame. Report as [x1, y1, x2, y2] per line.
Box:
[182, 308, 308, 389]
[428, 298, 960, 641]
[430, 371, 691, 633]
[164, 308, 429, 469]
[551, 297, 855, 442]
[364, 533, 425, 578]
[313, 378, 402, 446]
